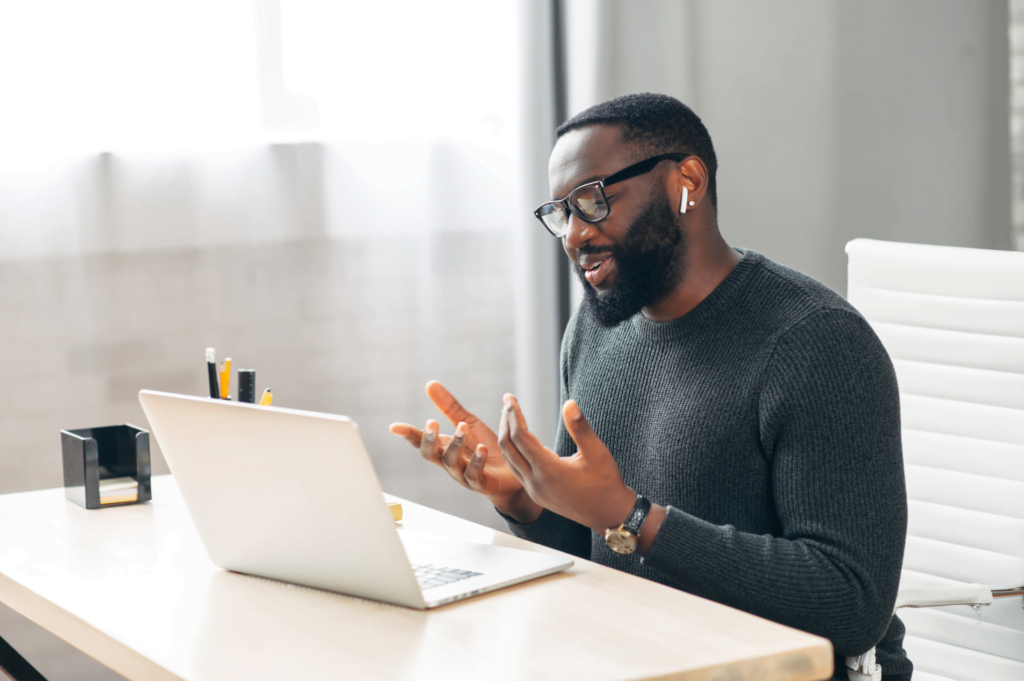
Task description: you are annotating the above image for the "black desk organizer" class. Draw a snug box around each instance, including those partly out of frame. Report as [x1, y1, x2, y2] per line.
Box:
[61, 424, 151, 509]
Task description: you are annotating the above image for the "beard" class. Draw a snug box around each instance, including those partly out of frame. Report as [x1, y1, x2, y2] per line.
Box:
[572, 193, 686, 328]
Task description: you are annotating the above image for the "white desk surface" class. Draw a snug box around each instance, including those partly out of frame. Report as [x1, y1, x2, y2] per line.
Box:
[0, 476, 833, 681]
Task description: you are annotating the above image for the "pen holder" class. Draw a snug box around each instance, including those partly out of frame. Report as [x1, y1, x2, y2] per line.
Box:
[61, 424, 152, 509]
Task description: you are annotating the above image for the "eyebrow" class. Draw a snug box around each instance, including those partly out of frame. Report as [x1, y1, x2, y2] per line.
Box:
[575, 175, 603, 187]
[551, 175, 606, 200]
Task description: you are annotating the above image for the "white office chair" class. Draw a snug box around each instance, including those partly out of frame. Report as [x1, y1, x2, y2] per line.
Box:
[845, 239, 1024, 681]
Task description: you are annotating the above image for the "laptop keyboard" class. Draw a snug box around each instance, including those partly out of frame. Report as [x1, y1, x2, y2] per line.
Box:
[412, 563, 483, 591]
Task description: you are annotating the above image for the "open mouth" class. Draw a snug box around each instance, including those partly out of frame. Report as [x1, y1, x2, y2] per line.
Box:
[581, 255, 615, 287]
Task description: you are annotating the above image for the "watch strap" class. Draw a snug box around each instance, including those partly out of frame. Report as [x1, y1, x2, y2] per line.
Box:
[622, 495, 651, 536]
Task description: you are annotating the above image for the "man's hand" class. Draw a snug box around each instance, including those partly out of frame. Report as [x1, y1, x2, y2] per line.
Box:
[389, 381, 542, 523]
[498, 394, 665, 550]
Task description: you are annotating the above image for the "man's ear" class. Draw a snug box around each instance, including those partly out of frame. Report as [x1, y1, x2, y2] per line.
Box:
[675, 156, 709, 212]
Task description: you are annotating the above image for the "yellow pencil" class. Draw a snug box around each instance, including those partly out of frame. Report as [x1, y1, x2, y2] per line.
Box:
[219, 358, 231, 399]
[259, 388, 273, 406]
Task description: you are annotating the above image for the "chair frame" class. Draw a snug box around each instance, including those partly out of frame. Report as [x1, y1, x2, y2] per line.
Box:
[0, 634, 48, 681]
[847, 585, 1023, 679]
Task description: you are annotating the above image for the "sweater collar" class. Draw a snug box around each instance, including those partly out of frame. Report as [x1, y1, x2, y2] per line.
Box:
[629, 248, 760, 342]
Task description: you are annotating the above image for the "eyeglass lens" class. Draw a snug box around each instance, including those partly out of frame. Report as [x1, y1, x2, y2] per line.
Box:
[537, 203, 568, 235]
[572, 185, 608, 220]
[538, 185, 609, 236]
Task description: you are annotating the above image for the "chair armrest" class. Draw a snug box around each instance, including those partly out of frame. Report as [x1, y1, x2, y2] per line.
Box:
[895, 584, 992, 610]
[848, 584, 1020, 680]
[846, 584, 992, 681]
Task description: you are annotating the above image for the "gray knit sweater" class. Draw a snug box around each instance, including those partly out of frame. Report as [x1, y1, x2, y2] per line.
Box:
[504, 249, 911, 680]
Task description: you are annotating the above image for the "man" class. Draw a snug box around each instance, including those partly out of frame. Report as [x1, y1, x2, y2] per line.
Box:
[390, 93, 910, 680]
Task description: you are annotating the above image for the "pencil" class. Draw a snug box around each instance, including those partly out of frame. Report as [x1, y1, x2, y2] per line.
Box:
[219, 358, 232, 400]
[205, 348, 219, 399]
[259, 388, 273, 406]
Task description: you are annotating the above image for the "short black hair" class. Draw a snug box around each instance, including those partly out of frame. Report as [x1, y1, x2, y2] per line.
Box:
[556, 93, 719, 210]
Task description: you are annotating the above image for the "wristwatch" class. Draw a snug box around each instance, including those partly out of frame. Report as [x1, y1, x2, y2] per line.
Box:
[604, 495, 651, 555]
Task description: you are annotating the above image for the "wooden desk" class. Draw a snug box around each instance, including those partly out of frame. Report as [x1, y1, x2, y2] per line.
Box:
[0, 476, 833, 681]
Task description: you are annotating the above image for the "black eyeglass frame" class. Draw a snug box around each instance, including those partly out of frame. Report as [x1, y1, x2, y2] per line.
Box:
[533, 152, 690, 237]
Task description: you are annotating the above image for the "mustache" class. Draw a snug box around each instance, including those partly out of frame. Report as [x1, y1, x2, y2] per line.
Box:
[574, 245, 617, 268]
[576, 245, 615, 256]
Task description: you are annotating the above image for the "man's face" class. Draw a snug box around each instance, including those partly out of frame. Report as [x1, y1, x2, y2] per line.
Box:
[548, 125, 686, 327]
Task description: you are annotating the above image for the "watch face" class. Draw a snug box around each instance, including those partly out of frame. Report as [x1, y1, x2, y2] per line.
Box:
[604, 528, 638, 555]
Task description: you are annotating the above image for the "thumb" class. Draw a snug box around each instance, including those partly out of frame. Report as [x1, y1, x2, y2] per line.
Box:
[562, 400, 607, 457]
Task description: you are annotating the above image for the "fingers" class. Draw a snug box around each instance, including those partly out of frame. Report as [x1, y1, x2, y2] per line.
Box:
[440, 422, 470, 474]
[506, 395, 554, 469]
[463, 444, 488, 490]
[562, 400, 612, 463]
[419, 420, 442, 464]
[505, 393, 528, 430]
[390, 422, 423, 448]
[561, 400, 600, 450]
[498, 396, 532, 476]
[426, 381, 480, 428]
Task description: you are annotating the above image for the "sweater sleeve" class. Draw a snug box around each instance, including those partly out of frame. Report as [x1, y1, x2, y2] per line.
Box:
[501, 309, 592, 559]
[642, 308, 907, 656]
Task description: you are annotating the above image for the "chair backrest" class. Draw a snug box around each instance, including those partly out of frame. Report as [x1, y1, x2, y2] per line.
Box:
[846, 239, 1024, 681]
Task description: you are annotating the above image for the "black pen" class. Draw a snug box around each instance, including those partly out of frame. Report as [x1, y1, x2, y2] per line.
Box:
[206, 348, 220, 399]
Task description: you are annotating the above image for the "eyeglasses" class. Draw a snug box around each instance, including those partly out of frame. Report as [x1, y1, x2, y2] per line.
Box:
[533, 153, 688, 237]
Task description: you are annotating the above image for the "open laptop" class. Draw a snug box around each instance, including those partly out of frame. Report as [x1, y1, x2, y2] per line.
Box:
[138, 390, 572, 609]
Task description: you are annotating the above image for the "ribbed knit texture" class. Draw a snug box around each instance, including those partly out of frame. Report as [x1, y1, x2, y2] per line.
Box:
[504, 250, 911, 680]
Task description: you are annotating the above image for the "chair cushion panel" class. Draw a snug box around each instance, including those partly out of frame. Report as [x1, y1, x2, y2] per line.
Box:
[849, 285, 1024, 338]
[899, 569, 966, 590]
[912, 672, 959, 681]
[899, 607, 1024, 662]
[903, 536, 1024, 585]
[902, 635, 1024, 681]
[905, 464, 1024, 519]
[848, 240, 1024, 675]
[902, 395, 1024, 447]
[908, 500, 1024, 557]
[846, 238, 1024, 301]
[902, 429, 1024, 483]
[870, 322, 1024, 374]
[892, 359, 1024, 410]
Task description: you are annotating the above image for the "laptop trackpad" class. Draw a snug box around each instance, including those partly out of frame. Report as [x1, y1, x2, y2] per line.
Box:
[398, 530, 490, 564]
[398, 529, 557, 575]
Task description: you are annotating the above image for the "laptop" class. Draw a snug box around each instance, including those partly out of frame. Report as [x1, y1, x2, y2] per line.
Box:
[138, 390, 573, 609]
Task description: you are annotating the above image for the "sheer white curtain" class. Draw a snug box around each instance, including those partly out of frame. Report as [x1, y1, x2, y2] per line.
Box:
[0, 0, 526, 528]
[0, 0, 518, 257]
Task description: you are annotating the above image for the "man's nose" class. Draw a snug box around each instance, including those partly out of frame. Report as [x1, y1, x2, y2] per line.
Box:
[563, 212, 600, 250]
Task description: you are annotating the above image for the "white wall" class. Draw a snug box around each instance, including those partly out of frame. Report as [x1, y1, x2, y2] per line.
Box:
[565, 0, 1012, 295]
[0, 235, 515, 532]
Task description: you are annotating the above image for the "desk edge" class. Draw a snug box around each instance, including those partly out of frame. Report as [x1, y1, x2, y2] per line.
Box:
[0, 572, 182, 681]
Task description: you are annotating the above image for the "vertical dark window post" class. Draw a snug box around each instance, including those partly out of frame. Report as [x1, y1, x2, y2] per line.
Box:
[551, 0, 572, 350]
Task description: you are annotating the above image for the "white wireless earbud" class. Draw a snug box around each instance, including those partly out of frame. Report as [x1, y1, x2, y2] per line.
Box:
[680, 186, 689, 214]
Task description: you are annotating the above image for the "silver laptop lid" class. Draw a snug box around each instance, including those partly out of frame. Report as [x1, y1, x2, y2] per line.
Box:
[138, 390, 426, 609]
